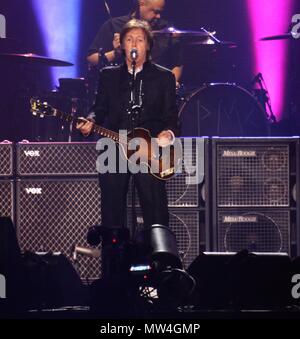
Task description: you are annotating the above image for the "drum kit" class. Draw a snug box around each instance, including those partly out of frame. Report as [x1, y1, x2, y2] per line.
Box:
[0, 27, 296, 141]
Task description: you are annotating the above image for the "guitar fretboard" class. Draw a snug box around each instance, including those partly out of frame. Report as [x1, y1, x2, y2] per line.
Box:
[53, 108, 121, 142]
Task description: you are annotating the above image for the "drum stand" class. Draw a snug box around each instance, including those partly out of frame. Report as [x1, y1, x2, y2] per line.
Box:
[67, 97, 79, 142]
[58, 78, 88, 142]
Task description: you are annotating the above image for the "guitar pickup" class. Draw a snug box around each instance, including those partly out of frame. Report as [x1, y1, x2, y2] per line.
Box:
[161, 167, 175, 178]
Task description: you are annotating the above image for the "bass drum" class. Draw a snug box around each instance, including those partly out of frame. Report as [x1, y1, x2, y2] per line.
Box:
[178, 83, 270, 137]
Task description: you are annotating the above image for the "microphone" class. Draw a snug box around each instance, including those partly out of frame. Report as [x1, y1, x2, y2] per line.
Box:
[257, 72, 263, 81]
[252, 72, 263, 85]
[130, 48, 138, 61]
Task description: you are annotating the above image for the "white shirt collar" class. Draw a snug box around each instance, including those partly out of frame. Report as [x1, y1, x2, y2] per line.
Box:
[128, 65, 143, 75]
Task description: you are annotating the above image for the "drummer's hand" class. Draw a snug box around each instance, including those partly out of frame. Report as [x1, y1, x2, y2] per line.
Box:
[113, 33, 122, 55]
[76, 118, 94, 137]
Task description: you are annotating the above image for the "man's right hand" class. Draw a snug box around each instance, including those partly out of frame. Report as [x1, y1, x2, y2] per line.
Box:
[76, 118, 94, 137]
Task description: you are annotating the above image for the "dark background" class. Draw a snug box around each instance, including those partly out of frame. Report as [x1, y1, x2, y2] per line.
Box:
[0, 0, 299, 141]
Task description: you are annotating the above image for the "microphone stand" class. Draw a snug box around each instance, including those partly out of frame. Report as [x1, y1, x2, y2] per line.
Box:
[128, 59, 141, 240]
[253, 73, 276, 123]
[258, 75, 276, 123]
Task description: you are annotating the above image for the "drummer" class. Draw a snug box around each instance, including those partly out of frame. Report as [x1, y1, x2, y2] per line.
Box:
[87, 0, 183, 84]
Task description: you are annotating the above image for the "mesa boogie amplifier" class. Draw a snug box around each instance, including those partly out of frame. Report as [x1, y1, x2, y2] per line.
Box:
[214, 140, 291, 207]
[217, 210, 290, 254]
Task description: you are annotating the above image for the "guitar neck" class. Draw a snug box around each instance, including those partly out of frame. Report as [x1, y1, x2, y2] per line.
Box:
[53, 108, 120, 141]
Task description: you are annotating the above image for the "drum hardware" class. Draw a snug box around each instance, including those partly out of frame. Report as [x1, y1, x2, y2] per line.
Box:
[153, 26, 238, 49]
[177, 83, 270, 137]
[152, 26, 212, 45]
[57, 78, 89, 142]
[33, 78, 90, 142]
[260, 32, 297, 41]
[0, 52, 74, 141]
[152, 27, 211, 37]
[260, 30, 300, 130]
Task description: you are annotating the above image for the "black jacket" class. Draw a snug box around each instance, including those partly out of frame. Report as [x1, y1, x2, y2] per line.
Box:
[91, 61, 180, 137]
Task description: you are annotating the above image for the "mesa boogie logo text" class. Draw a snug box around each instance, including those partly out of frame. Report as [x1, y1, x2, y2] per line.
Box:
[222, 150, 257, 158]
[223, 215, 258, 223]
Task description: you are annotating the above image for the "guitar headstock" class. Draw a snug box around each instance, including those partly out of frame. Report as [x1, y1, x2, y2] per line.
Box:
[30, 98, 55, 118]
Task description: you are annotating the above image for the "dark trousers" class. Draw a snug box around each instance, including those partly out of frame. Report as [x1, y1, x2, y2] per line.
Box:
[98, 172, 169, 230]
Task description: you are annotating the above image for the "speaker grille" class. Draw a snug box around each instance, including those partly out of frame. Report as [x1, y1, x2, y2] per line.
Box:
[0, 143, 13, 177]
[218, 210, 290, 253]
[127, 209, 199, 269]
[17, 142, 98, 176]
[216, 144, 290, 207]
[0, 180, 14, 220]
[16, 178, 101, 279]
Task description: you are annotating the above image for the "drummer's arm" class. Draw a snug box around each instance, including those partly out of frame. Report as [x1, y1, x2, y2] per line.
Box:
[87, 33, 121, 66]
[171, 65, 183, 87]
[87, 49, 118, 66]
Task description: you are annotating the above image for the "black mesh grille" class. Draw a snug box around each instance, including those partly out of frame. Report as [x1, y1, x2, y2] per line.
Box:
[218, 210, 290, 253]
[0, 180, 14, 220]
[0, 144, 13, 177]
[217, 144, 289, 207]
[17, 142, 98, 176]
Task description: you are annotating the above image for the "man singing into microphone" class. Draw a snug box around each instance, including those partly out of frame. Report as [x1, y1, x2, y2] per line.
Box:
[77, 18, 180, 234]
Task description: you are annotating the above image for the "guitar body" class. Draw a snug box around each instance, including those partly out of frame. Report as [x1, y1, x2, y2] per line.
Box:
[118, 128, 178, 180]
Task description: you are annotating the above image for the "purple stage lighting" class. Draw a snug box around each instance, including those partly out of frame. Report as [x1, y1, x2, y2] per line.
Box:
[247, 0, 293, 120]
[32, 0, 81, 87]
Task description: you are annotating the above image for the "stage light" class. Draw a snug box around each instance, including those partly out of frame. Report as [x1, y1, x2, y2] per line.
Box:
[247, 0, 293, 120]
[31, 0, 81, 87]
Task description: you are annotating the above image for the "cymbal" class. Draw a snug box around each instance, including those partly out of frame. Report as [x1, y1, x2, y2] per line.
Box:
[0, 53, 73, 66]
[260, 32, 297, 41]
[188, 40, 238, 48]
[152, 27, 210, 38]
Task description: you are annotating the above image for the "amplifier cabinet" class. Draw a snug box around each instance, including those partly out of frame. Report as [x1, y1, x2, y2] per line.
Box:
[0, 142, 13, 177]
[17, 142, 98, 177]
[16, 178, 101, 280]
